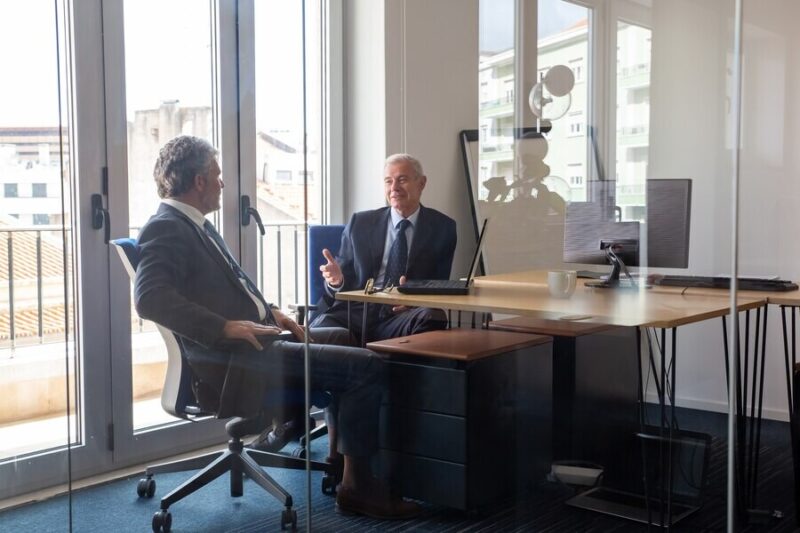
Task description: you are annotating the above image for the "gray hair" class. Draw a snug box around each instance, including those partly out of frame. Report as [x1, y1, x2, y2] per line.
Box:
[384, 153, 424, 179]
[153, 135, 218, 198]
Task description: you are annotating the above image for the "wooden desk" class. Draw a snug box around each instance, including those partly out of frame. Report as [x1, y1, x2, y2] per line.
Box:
[337, 271, 769, 523]
[337, 272, 766, 329]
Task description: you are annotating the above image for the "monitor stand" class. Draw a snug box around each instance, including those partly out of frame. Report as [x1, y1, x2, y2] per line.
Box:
[584, 249, 644, 289]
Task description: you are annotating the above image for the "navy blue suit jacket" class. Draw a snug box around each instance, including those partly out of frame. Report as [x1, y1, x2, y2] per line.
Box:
[134, 203, 272, 416]
[319, 205, 457, 315]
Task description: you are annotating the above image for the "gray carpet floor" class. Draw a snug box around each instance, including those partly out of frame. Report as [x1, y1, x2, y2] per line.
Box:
[1, 410, 797, 532]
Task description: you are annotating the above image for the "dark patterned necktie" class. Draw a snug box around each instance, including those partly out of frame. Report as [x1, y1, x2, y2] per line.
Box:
[384, 219, 411, 287]
[203, 220, 276, 325]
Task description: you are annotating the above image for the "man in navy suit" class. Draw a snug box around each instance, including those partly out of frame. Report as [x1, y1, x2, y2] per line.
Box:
[309, 153, 457, 342]
[135, 135, 419, 519]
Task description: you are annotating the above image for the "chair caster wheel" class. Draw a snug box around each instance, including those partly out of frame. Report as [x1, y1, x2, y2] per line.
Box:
[152, 509, 172, 532]
[321, 473, 337, 495]
[292, 446, 307, 459]
[137, 477, 156, 498]
[280, 508, 297, 530]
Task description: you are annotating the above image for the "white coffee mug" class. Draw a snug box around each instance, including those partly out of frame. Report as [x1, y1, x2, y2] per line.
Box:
[548, 270, 577, 298]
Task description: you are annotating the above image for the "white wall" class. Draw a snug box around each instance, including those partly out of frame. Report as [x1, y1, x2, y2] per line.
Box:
[737, 0, 800, 420]
[648, 0, 800, 420]
[342, 0, 387, 218]
[344, 0, 478, 275]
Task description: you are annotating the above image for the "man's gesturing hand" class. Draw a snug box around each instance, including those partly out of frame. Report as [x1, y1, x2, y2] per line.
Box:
[320, 248, 343, 288]
[222, 320, 282, 351]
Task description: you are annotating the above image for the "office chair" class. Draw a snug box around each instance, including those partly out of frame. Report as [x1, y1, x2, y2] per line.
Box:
[283, 225, 345, 453]
[291, 224, 345, 326]
[112, 238, 336, 532]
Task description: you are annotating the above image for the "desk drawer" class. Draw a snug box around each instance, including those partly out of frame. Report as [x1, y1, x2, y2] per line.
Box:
[379, 406, 466, 463]
[385, 360, 466, 415]
[378, 450, 467, 510]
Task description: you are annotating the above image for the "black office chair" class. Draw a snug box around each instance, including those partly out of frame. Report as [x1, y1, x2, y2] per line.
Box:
[112, 238, 336, 532]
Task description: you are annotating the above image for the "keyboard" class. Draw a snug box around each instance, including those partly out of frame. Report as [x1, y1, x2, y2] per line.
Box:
[577, 270, 608, 280]
[397, 279, 470, 295]
[652, 275, 798, 292]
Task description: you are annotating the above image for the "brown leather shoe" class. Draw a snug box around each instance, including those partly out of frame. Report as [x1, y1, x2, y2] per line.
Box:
[335, 484, 421, 520]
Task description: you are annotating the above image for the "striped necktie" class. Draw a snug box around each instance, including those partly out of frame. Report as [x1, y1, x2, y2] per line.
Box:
[203, 220, 276, 325]
[384, 218, 411, 287]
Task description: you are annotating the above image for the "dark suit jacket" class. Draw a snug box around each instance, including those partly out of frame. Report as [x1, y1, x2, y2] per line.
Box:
[318, 205, 457, 316]
[134, 203, 271, 417]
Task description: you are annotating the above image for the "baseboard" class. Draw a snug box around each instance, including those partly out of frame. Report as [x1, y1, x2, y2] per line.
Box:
[643, 393, 789, 423]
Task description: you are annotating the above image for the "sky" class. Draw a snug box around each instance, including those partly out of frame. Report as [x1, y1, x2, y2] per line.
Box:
[0, 0, 585, 128]
[0, 0, 304, 132]
[481, 0, 588, 53]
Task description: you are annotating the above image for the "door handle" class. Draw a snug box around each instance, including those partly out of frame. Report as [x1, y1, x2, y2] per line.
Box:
[240, 195, 265, 236]
[91, 193, 110, 244]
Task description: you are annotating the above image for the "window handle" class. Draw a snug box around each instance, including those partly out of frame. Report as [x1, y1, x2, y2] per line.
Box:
[240, 195, 265, 236]
[91, 193, 110, 244]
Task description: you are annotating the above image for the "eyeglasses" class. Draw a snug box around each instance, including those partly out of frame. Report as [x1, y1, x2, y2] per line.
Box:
[364, 278, 395, 295]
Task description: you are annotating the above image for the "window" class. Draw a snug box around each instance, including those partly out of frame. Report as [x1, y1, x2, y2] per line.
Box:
[503, 79, 514, 102]
[275, 170, 292, 183]
[4, 183, 18, 197]
[567, 163, 583, 186]
[32, 183, 47, 197]
[569, 58, 583, 81]
[32, 213, 50, 225]
[568, 112, 584, 136]
[299, 170, 314, 184]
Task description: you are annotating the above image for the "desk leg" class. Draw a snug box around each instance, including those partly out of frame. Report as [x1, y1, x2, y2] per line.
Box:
[781, 305, 796, 415]
[721, 305, 771, 522]
[361, 302, 368, 347]
[782, 305, 800, 525]
[642, 326, 679, 530]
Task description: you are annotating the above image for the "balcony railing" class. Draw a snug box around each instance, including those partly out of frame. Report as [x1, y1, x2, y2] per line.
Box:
[0, 224, 73, 351]
[1, 222, 310, 351]
[255, 222, 309, 310]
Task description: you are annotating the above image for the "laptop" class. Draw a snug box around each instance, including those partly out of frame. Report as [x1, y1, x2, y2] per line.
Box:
[397, 218, 490, 295]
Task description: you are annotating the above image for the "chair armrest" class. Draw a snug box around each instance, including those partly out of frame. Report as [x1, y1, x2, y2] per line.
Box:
[288, 303, 318, 326]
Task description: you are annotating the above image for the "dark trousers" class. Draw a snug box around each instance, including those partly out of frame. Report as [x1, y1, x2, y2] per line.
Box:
[229, 327, 384, 458]
[309, 304, 448, 343]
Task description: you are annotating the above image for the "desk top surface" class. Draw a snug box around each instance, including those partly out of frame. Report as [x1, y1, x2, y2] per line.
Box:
[336, 270, 767, 329]
[477, 270, 800, 304]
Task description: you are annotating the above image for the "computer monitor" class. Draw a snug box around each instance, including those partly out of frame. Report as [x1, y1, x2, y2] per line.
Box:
[646, 179, 692, 268]
[563, 179, 692, 287]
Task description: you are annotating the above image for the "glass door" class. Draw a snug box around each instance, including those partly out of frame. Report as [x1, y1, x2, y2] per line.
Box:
[104, 0, 227, 464]
[0, 0, 113, 502]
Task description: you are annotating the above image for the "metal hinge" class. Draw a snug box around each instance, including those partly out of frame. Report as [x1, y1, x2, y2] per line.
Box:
[107, 423, 114, 451]
[101, 166, 109, 195]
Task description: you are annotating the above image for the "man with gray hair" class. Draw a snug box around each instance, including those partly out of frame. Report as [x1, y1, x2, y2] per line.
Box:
[310, 153, 457, 342]
[134, 135, 419, 519]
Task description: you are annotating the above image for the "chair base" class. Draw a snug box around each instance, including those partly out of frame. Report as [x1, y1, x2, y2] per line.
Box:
[139, 436, 337, 532]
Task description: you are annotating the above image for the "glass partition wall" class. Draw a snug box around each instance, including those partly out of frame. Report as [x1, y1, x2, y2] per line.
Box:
[469, 0, 795, 529]
[0, 3, 75, 525]
[5, 1, 800, 532]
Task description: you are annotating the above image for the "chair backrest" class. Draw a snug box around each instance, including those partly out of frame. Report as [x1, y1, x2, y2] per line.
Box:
[307, 224, 345, 321]
[111, 238, 205, 419]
